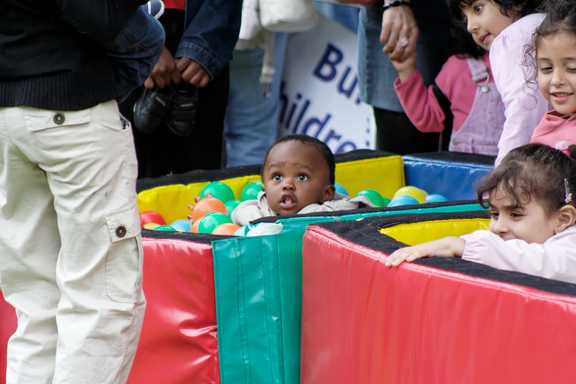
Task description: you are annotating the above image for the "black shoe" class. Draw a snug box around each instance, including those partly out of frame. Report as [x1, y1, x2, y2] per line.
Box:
[133, 87, 173, 135]
[166, 85, 199, 137]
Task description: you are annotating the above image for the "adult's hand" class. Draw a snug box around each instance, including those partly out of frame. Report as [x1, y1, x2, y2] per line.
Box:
[176, 58, 211, 88]
[144, 47, 181, 89]
[380, 4, 418, 62]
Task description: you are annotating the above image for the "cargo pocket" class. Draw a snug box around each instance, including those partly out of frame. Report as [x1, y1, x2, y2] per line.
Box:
[104, 208, 143, 303]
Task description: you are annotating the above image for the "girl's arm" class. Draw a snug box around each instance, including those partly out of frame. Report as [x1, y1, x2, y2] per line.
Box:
[393, 56, 464, 133]
[461, 229, 576, 285]
[385, 236, 465, 267]
[490, 14, 548, 164]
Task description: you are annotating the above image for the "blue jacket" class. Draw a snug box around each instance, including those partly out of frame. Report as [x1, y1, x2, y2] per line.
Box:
[176, 0, 242, 78]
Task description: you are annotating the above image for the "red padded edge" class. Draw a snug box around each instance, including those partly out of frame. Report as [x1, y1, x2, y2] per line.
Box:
[301, 225, 576, 384]
[0, 292, 17, 380]
[0, 237, 219, 383]
[128, 237, 219, 383]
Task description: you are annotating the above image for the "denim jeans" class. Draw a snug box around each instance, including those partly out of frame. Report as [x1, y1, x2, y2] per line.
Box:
[107, 7, 165, 98]
[224, 33, 288, 167]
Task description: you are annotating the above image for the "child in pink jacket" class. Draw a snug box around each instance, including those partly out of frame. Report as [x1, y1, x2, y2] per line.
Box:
[386, 143, 576, 285]
[391, 2, 510, 155]
[530, 0, 576, 154]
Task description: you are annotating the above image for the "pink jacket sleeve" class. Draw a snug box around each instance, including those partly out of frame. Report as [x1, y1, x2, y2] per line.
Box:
[394, 71, 446, 133]
[490, 14, 548, 165]
[460, 227, 576, 284]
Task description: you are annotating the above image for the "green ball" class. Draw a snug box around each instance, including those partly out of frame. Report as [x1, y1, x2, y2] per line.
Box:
[199, 181, 235, 203]
[356, 189, 389, 208]
[154, 225, 176, 232]
[225, 199, 240, 215]
[240, 181, 263, 201]
[198, 212, 232, 234]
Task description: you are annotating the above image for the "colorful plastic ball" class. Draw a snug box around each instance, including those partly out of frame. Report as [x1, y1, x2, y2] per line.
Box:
[170, 219, 192, 232]
[198, 212, 232, 234]
[425, 194, 448, 203]
[334, 183, 349, 197]
[387, 195, 419, 207]
[355, 189, 389, 207]
[199, 181, 235, 203]
[140, 211, 166, 228]
[234, 226, 248, 237]
[143, 223, 160, 230]
[189, 197, 227, 222]
[225, 199, 241, 215]
[212, 223, 241, 236]
[154, 225, 177, 232]
[191, 219, 201, 234]
[393, 186, 428, 203]
[240, 181, 264, 201]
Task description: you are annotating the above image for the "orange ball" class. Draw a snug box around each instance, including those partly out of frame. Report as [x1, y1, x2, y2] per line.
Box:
[191, 219, 201, 233]
[190, 197, 227, 222]
[212, 223, 241, 236]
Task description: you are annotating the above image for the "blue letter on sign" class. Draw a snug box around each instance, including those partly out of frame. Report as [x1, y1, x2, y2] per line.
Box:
[313, 43, 343, 82]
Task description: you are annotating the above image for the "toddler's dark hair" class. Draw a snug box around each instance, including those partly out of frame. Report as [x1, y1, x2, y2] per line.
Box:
[448, 0, 543, 24]
[477, 143, 576, 213]
[534, 0, 576, 50]
[449, 21, 485, 59]
[262, 134, 336, 185]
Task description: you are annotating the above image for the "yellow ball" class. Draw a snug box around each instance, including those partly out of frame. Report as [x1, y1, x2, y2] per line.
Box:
[393, 186, 428, 203]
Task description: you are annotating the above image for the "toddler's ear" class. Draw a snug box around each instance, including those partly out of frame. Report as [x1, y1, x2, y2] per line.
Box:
[554, 205, 576, 234]
[323, 184, 335, 202]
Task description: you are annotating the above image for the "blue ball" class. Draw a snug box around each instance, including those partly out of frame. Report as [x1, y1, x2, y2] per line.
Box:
[387, 195, 419, 207]
[334, 182, 349, 197]
[425, 194, 448, 203]
[234, 226, 248, 237]
[170, 219, 192, 232]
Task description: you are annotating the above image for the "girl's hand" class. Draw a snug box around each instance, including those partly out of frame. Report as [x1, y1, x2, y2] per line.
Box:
[385, 237, 465, 267]
[390, 51, 417, 82]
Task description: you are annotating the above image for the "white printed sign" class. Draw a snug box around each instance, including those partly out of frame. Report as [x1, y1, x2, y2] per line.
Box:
[280, 15, 376, 153]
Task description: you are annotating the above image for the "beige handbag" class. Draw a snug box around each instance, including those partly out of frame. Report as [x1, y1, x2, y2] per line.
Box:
[258, 0, 319, 32]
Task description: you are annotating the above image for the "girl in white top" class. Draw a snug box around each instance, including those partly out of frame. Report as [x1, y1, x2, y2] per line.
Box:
[386, 143, 576, 285]
[450, 0, 547, 164]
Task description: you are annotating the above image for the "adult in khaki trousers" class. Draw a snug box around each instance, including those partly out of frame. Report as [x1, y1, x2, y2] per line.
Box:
[0, 1, 160, 382]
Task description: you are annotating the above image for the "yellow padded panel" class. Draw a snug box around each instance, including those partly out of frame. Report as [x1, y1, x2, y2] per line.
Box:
[137, 155, 405, 224]
[379, 218, 490, 246]
[335, 155, 404, 198]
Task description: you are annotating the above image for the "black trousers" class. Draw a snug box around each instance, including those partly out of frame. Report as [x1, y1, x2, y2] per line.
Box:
[373, 108, 440, 155]
[121, 9, 229, 178]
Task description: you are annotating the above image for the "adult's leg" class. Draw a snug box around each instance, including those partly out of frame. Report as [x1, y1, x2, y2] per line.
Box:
[224, 33, 288, 167]
[373, 108, 440, 154]
[0, 108, 61, 384]
[3, 101, 146, 383]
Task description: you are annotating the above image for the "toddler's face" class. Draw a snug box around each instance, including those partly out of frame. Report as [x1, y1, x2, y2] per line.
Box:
[487, 187, 558, 243]
[462, 0, 517, 50]
[262, 141, 334, 216]
[537, 31, 576, 116]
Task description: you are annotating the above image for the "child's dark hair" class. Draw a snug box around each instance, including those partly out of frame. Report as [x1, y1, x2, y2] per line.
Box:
[533, 0, 576, 50]
[448, 0, 543, 24]
[449, 22, 485, 59]
[477, 143, 576, 213]
[262, 134, 336, 185]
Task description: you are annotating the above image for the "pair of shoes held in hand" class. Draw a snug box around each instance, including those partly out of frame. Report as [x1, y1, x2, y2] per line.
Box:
[133, 84, 199, 136]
